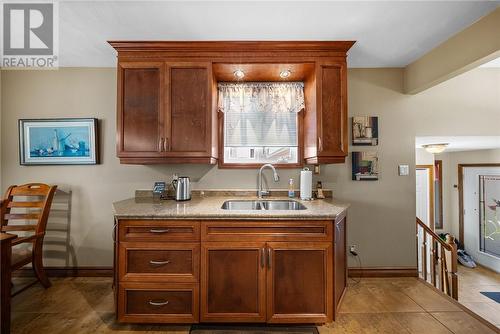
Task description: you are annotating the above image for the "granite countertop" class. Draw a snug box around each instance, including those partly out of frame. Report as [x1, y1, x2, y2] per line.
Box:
[112, 194, 349, 220]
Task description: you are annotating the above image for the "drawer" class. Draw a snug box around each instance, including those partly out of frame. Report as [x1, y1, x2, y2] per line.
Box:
[118, 220, 200, 242]
[117, 282, 199, 323]
[201, 221, 333, 242]
[119, 242, 199, 282]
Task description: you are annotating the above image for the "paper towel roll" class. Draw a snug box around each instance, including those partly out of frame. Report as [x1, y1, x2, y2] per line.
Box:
[300, 167, 312, 200]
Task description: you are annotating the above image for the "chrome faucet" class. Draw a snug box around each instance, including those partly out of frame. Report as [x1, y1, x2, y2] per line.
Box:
[257, 164, 280, 198]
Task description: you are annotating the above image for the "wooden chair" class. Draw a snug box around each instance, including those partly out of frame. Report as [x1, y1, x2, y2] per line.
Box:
[0, 183, 57, 288]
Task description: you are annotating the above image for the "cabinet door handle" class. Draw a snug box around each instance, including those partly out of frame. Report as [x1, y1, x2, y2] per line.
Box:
[148, 299, 169, 307]
[159, 138, 164, 152]
[164, 137, 169, 152]
[149, 228, 170, 234]
[260, 248, 265, 268]
[318, 137, 323, 152]
[149, 260, 171, 266]
[267, 248, 272, 269]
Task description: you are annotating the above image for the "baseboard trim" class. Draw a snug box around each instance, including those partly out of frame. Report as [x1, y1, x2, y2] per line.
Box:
[348, 267, 418, 278]
[12, 266, 113, 277]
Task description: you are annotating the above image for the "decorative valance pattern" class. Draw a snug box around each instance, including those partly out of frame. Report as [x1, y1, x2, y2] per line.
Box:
[218, 82, 305, 114]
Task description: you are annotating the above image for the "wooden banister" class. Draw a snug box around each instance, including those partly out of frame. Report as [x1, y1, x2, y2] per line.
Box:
[416, 218, 453, 251]
[416, 217, 458, 300]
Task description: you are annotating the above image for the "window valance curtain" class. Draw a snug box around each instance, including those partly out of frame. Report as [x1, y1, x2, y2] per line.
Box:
[218, 82, 305, 114]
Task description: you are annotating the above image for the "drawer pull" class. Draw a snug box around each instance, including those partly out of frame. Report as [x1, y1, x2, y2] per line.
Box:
[148, 299, 169, 307]
[149, 260, 171, 266]
[149, 228, 170, 234]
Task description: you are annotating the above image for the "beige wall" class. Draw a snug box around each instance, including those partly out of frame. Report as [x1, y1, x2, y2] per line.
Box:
[404, 8, 500, 94]
[1, 67, 499, 268]
[435, 149, 500, 238]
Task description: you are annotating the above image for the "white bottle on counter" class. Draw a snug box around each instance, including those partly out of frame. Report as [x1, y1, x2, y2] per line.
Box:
[300, 167, 312, 200]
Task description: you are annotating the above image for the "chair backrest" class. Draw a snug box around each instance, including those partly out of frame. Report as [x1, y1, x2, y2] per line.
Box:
[1, 183, 57, 235]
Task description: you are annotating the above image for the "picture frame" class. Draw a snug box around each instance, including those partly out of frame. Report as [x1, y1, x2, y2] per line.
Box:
[352, 116, 379, 146]
[19, 118, 99, 165]
[352, 151, 379, 181]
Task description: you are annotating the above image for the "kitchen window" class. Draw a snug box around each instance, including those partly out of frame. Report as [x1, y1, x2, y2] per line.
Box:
[218, 82, 304, 167]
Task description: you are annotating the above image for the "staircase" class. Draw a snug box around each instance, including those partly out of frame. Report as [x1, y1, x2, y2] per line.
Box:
[416, 217, 458, 300]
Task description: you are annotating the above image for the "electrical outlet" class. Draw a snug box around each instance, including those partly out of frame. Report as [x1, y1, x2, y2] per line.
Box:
[349, 245, 357, 253]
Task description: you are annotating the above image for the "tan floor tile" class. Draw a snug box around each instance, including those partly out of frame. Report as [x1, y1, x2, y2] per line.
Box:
[400, 282, 462, 312]
[319, 313, 410, 334]
[394, 313, 453, 334]
[431, 312, 499, 334]
[460, 302, 500, 327]
[367, 285, 425, 312]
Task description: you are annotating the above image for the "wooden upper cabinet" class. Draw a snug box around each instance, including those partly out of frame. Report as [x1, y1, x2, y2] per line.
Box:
[166, 63, 212, 157]
[118, 62, 165, 158]
[305, 61, 348, 164]
[110, 41, 354, 165]
[116, 60, 216, 164]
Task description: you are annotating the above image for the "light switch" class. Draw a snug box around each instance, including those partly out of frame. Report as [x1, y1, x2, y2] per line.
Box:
[398, 164, 409, 176]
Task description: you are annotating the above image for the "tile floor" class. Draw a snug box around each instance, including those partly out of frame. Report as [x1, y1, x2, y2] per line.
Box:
[9, 276, 499, 334]
[457, 265, 500, 327]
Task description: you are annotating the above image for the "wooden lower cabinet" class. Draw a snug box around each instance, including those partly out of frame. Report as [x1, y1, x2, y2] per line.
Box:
[118, 282, 199, 323]
[200, 242, 266, 322]
[334, 217, 347, 309]
[267, 242, 333, 323]
[115, 218, 345, 324]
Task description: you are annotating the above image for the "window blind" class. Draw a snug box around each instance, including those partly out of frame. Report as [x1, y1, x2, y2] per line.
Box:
[224, 112, 298, 147]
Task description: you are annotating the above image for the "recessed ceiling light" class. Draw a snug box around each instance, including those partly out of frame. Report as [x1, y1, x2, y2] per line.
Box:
[279, 69, 291, 79]
[233, 69, 245, 79]
[422, 143, 449, 154]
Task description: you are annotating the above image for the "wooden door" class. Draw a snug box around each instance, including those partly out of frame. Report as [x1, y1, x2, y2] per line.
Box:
[166, 62, 212, 157]
[317, 61, 347, 158]
[334, 217, 347, 309]
[201, 242, 266, 322]
[117, 62, 165, 157]
[266, 242, 332, 323]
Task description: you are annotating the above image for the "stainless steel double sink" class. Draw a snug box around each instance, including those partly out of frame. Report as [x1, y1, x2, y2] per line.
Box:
[221, 200, 307, 211]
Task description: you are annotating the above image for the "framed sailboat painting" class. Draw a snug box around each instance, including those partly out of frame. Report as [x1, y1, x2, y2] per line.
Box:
[19, 118, 99, 165]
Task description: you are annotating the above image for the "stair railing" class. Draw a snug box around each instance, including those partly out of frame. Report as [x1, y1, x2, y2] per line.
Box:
[416, 217, 458, 300]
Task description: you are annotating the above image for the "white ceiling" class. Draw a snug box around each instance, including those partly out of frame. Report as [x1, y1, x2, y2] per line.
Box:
[480, 57, 500, 68]
[56, 1, 499, 67]
[416, 136, 500, 153]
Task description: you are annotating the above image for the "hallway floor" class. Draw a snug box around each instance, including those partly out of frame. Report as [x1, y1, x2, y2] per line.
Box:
[10, 276, 499, 334]
[458, 265, 500, 327]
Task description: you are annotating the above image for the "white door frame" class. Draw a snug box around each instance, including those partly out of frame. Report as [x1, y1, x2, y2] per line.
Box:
[416, 165, 434, 230]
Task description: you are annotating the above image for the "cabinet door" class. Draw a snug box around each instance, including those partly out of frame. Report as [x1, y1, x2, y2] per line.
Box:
[317, 62, 347, 159]
[334, 217, 347, 309]
[166, 62, 212, 157]
[201, 242, 266, 322]
[118, 62, 165, 157]
[267, 242, 333, 323]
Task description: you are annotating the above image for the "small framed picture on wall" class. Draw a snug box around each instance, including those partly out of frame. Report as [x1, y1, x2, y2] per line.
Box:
[352, 116, 379, 146]
[352, 151, 379, 181]
[19, 118, 99, 165]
